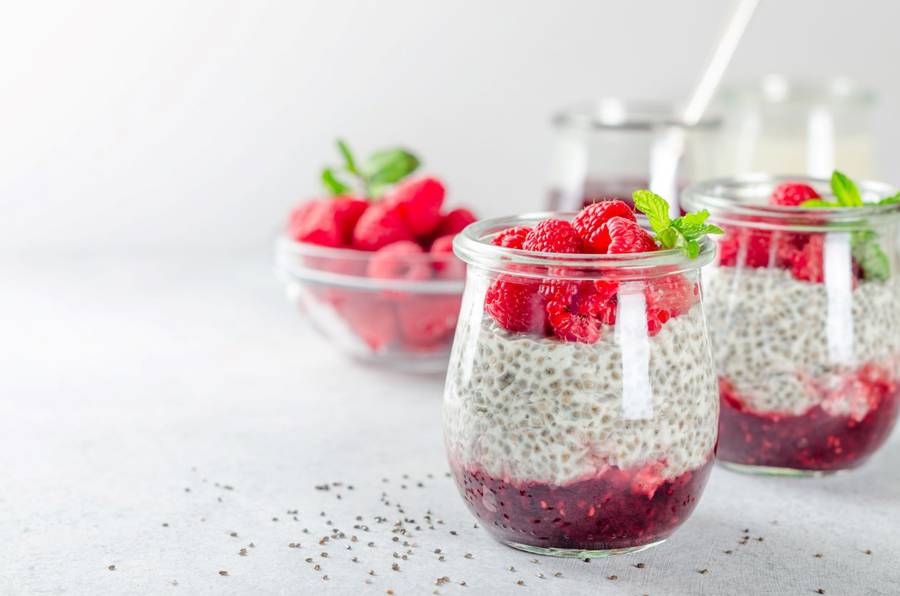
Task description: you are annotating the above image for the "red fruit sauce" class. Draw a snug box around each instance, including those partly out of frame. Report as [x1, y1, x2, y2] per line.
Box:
[718, 368, 900, 472]
[451, 458, 713, 552]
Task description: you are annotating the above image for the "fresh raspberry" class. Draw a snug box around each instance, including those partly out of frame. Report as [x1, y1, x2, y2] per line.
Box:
[288, 197, 368, 247]
[602, 217, 658, 254]
[434, 208, 477, 237]
[791, 234, 825, 283]
[335, 297, 397, 351]
[352, 202, 414, 251]
[572, 200, 637, 253]
[484, 277, 546, 333]
[717, 227, 802, 269]
[397, 295, 461, 349]
[367, 241, 431, 281]
[384, 177, 445, 237]
[491, 226, 531, 249]
[542, 279, 618, 342]
[770, 182, 819, 206]
[644, 274, 697, 336]
[521, 219, 582, 253]
[430, 234, 465, 278]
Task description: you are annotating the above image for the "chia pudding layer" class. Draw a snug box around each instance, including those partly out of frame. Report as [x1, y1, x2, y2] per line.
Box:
[703, 267, 900, 418]
[443, 304, 719, 487]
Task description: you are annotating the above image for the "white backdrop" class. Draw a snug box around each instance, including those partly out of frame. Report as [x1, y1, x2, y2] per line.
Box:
[3, 0, 899, 253]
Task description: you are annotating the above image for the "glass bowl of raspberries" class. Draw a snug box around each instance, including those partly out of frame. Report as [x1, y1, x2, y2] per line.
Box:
[276, 141, 476, 373]
[683, 171, 900, 475]
[443, 192, 723, 556]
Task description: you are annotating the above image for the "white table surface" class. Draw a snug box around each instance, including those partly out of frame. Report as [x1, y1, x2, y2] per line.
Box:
[3, 253, 898, 595]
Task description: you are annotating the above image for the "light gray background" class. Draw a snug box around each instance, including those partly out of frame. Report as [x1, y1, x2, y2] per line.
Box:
[3, 0, 900, 253]
[3, 2, 900, 595]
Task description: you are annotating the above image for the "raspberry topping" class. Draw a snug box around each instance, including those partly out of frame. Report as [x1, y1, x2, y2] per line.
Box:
[644, 274, 697, 336]
[572, 200, 637, 253]
[521, 220, 582, 253]
[367, 241, 431, 281]
[352, 202, 415, 251]
[484, 277, 546, 333]
[434, 208, 477, 237]
[770, 182, 819, 206]
[544, 280, 618, 343]
[603, 217, 658, 254]
[288, 197, 368, 247]
[385, 177, 445, 237]
[491, 226, 531, 249]
[790, 234, 825, 283]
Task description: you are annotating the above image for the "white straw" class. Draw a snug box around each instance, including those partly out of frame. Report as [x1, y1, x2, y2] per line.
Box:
[650, 0, 760, 215]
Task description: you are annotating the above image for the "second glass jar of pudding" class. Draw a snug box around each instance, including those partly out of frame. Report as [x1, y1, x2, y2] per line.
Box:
[443, 215, 719, 557]
[683, 175, 900, 475]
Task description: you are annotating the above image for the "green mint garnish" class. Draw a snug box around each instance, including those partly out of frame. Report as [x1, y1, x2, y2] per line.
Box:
[798, 169, 896, 281]
[633, 189, 723, 258]
[321, 139, 420, 199]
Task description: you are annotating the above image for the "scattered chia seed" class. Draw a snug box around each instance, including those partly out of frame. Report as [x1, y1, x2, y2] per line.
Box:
[392, 563, 400, 572]
[516, 580, 525, 586]
[313, 564, 321, 571]
[369, 570, 376, 576]
[351, 556, 359, 563]
[698, 569, 709, 575]
[322, 575, 329, 581]
[635, 562, 646, 568]
[305, 558, 313, 563]
[218, 571, 228, 577]
[229, 532, 237, 537]
[607, 575, 618, 581]
[508, 566, 515, 572]
[724, 550, 733, 555]
[863, 549, 872, 555]
[238, 549, 247, 557]
[464, 553, 473, 559]
[814, 553, 823, 558]
[162, 523, 169, 527]
[553, 572, 563, 578]
[536, 572, 545, 579]
[815, 590, 825, 595]
[435, 576, 451, 585]
[107, 565, 116, 571]
[450, 531, 457, 536]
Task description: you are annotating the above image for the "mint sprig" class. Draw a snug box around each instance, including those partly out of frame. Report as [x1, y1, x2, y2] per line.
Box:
[321, 139, 420, 199]
[799, 169, 896, 281]
[633, 190, 723, 258]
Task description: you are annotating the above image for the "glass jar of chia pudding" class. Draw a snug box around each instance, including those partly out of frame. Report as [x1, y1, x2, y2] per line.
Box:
[682, 174, 900, 476]
[443, 214, 719, 557]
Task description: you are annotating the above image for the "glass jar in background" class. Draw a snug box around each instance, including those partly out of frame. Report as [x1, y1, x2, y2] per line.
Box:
[546, 100, 720, 213]
[715, 76, 876, 178]
[443, 215, 719, 557]
[683, 175, 900, 475]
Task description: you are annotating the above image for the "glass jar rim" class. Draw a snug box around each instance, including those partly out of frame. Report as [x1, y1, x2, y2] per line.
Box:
[682, 174, 900, 232]
[454, 213, 715, 279]
[552, 99, 721, 131]
[719, 75, 876, 107]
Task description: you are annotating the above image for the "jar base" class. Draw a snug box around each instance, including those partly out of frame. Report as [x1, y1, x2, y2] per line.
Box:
[503, 539, 666, 559]
[718, 460, 838, 477]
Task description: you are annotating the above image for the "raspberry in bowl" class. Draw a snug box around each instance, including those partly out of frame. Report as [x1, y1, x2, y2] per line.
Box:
[275, 140, 476, 373]
[683, 172, 900, 475]
[443, 193, 722, 557]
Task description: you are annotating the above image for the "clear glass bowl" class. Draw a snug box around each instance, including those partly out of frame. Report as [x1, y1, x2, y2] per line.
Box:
[275, 236, 465, 374]
[683, 175, 900, 475]
[442, 215, 719, 557]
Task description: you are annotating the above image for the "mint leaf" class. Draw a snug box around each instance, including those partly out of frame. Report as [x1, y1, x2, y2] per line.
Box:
[363, 149, 420, 187]
[337, 139, 360, 175]
[633, 189, 722, 257]
[321, 168, 351, 196]
[852, 230, 890, 281]
[800, 199, 841, 208]
[831, 170, 863, 207]
[877, 192, 900, 206]
[632, 190, 671, 234]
